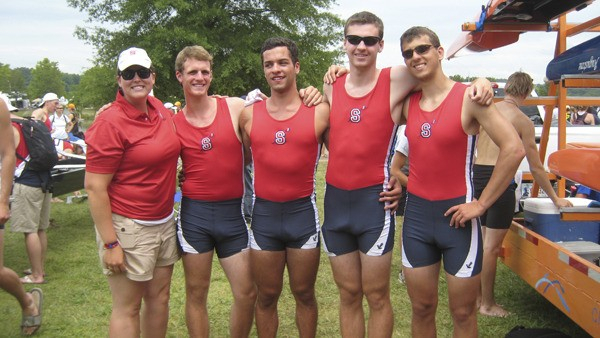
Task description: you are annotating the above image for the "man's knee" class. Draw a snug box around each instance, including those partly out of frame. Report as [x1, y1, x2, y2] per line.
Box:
[450, 303, 477, 323]
[291, 285, 316, 306]
[411, 297, 437, 318]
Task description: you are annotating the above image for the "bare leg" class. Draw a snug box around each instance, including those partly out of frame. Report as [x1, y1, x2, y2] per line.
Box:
[0, 230, 39, 334]
[361, 251, 393, 338]
[447, 272, 480, 338]
[107, 274, 145, 338]
[220, 250, 257, 338]
[141, 264, 174, 338]
[404, 263, 440, 338]
[182, 252, 213, 338]
[23, 232, 44, 283]
[329, 251, 365, 338]
[251, 249, 286, 338]
[479, 227, 510, 317]
[287, 247, 320, 338]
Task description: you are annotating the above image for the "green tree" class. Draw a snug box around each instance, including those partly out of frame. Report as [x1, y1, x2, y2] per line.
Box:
[0, 63, 11, 93]
[14, 67, 32, 88]
[10, 69, 26, 93]
[28, 58, 66, 99]
[73, 65, 118, 109]
[63, 73, 81, 97]
[68, 0, 343, 100]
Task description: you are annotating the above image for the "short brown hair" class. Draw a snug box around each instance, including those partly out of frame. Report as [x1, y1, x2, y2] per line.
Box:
[505, 71, 534, 98]
[260, 37, 299, 65]
[344, 11, 384, 39]
[400, 26, 441, 49]
[175, 46, 213, 73]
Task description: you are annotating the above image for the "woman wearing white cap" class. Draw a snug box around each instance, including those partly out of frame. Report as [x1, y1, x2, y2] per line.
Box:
[84, 47, 181, 337]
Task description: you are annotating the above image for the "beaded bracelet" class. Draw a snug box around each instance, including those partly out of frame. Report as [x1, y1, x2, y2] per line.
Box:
[104, 241, 120, 249]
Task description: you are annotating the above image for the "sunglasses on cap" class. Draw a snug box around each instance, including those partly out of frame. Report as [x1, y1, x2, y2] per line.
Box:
[345, 35, 381, 47]
[119, 68, 152, 80]
[401, 44, 436, 59]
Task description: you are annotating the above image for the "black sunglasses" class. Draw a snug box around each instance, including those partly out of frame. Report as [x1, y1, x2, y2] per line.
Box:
[346, 35, 381, 47]
[401, 44, 436, 59]
[119, 68, 152, 80]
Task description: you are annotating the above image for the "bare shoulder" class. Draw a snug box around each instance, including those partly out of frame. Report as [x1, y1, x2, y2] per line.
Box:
[390, 65, 417, 89]
[315, 101, 330, 114]
[239, 104, 253, 127]
[323, 83, 333, 104]
[512, 110, 535, 137]
[226, 97, 245, 114]
[31, 108, 44, 119]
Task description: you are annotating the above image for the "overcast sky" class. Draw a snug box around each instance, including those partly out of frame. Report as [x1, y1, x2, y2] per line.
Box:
[1, 0, 597, 83]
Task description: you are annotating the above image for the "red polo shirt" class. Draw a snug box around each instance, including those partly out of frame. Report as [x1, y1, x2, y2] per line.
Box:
[85, 91, 181, 220]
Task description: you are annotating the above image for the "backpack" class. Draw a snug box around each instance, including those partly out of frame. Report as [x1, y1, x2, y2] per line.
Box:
[505, 325, 571, 338]
[11, 118, 59, 171]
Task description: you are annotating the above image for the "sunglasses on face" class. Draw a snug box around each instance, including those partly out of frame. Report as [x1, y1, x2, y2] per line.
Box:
[345, 35, 381, 47]
[402, 44, 436, 59]
[119, 68, 152, 80]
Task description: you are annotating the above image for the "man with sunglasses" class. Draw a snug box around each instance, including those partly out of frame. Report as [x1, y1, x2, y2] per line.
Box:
[399, 26, 524, 337]
[321, 11, 495, 337]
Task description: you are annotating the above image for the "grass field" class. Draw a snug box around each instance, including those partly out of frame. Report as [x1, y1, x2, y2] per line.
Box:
[0, 158, 591, 337]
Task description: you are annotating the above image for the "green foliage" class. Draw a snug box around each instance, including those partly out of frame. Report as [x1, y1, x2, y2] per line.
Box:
[536, 82, 549, 96]
[10, 69, 26, 93]
[14, 67, 32, 88]
[62, 73, 81, 98]
[67, 0, 344, 99]
[0, 63, 11, 92]
[27, 58, 66, 99]
[74, 65, 118, 109]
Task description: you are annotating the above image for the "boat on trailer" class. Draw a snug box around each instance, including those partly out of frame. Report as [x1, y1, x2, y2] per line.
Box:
[546, 35, 600, 82]
[51, 152, 85, 197]
[449, 1, 600, 336]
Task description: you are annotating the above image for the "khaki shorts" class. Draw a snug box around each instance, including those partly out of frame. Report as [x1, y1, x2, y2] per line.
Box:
[10, 183, 51, 233]
[96, 214, 180, 282]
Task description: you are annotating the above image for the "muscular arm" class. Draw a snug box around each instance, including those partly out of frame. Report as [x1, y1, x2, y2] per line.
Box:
[0, 102, 15, 224]
[314, 102, 330, 144]
[239, 106, 253, 166]
[226, 97, 246, 141]
[519, 116, 572, 207]
[446, 99, 525, 226]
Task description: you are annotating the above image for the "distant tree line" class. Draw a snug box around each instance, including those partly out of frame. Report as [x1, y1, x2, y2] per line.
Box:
[0, 60, 81, 106]
[66, 0, 345, 109]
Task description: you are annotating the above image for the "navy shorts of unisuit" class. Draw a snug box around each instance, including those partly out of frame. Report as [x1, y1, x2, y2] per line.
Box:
[177, 197, 249, 258]
[473, 164, 517, 230]
[402, 192, 482, 277]
[322, 183, 395, 257]
[250, 196, 320, 251]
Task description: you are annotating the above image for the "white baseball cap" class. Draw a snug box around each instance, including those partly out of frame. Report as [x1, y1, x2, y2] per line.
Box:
[41, 92, 59, 105]
[118, 47, 152, 71]
[0, 93, 18, 112]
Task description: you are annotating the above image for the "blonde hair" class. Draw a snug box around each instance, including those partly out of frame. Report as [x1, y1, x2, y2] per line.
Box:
[175, 46, 213, 73]
[505, 72, 534, 98]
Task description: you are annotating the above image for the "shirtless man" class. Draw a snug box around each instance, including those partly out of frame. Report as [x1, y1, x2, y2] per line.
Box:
[239, 37, 329, 338]
[474, 71, 572, 318]
[400, 26, 524, 337]
[321, 12, 493, 337]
